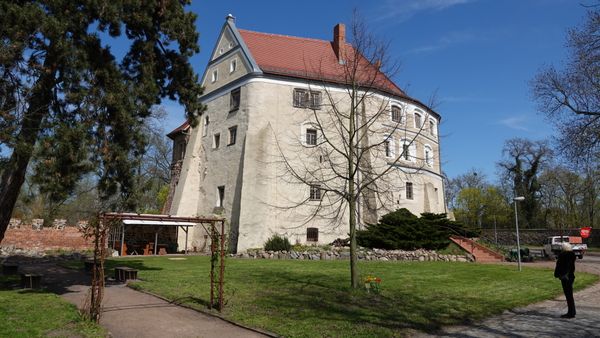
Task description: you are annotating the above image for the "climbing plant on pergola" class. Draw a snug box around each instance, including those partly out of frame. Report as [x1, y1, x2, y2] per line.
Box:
[84, 213, 227, 322]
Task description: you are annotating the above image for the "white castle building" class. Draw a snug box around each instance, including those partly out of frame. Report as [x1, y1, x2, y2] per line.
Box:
[167, 16, 446, 252]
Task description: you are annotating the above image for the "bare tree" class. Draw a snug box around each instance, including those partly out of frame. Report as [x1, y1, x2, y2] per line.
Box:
[531, 9, 600, 160]
[274, 14, 438, 288]
[497, 138, 551, 227]
[445, 169, 487, 210]
[538, 163, 600, 229]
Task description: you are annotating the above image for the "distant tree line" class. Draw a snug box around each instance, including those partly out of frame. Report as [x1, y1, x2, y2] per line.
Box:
[447, 8, 600, 231]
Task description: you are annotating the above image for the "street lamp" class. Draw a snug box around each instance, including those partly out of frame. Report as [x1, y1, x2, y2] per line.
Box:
[513, 196, 525, 271]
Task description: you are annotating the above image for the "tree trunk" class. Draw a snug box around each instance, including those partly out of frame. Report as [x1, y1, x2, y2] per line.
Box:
[349, 193, 359, 288]
[0, 67, 55, 243]
[348, 92, 359, 289]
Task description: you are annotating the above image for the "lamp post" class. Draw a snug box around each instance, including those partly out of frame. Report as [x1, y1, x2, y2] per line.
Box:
[513, 196, 525, 271]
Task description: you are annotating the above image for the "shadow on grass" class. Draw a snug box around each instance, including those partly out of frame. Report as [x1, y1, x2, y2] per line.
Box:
[1, 254, 167, 296]
[234, 268, 492, 333]
[169, 295, 212, 308]
[103, 258, 165, 272]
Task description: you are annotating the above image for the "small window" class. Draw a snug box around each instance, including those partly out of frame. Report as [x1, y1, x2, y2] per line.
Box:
[177, 141, 186, 160]
[230, 59, 237, 73]
[391, 106, 403, 123]
[424, 145, 433, 167]
[228, 126, 237, 145]
[213, 133, 221, 149]
[402, 143, 410, 161]
[406, 182, 413, 200]
[293, 89, 321, 109]
[211, 69, 218, 83]
[230, 88, 240, 111]
[307, 227, 319, 242]
[384, 140, 391, 157]
[228, 42, 234, 48]
[202, 115, 209, 137]
[305, 128, 317, 146]
[401, 139, 416, 162]
[217, 186, 225, 207]
[294, 89, 309, 107]
[429, 120, 435, 135]
[414, 113, 422, 129]
[309, 184, 322, 200]
[219, 47, 224, 55]
[384, 137, 394, 158]
[310, 92, 322, 109]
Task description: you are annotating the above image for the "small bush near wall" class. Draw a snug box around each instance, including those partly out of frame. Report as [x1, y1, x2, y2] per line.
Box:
[264, 235, 292, 252]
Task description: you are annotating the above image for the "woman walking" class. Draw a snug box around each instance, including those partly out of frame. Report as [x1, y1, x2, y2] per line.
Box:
[554, 242, 576, 318]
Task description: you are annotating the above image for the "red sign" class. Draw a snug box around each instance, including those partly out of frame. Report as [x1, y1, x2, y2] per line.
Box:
[580, 227, 592, 239]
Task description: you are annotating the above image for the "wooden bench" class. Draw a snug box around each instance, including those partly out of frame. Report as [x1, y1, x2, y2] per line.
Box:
[2, 263, 19, 275]
[21, 273, 43, 289]
[114, 266, 138, 282]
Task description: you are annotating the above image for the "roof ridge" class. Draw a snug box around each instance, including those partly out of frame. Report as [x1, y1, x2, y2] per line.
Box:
[238, 28, 331, 44]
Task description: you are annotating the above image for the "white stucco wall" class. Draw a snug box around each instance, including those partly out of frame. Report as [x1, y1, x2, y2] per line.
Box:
[170, 75, 445, 252]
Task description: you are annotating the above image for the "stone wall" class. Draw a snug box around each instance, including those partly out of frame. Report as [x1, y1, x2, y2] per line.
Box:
[232, 247, 473, 262]
[1, 218, 93, 254]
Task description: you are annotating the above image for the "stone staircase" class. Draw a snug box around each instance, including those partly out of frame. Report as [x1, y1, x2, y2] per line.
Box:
[450, 235, 505, 263]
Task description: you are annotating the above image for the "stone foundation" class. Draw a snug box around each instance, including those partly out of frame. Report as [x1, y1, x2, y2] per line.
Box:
[232, 247, 473, 262]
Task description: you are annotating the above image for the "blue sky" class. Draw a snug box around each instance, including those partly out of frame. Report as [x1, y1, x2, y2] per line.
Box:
[158, 0, 587, 181]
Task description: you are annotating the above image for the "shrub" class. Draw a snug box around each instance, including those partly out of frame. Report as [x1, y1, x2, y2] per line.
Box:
[264, 234, 292, 251]
[357, 208, 480, 250]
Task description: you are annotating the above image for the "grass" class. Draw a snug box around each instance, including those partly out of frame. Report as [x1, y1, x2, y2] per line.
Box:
[436, 242, 466, 255]
[0, 275, 105, 338]
[103, 256, 598, 337]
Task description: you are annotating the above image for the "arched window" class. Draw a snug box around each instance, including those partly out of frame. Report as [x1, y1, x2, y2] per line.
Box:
[429, 119, 436, 136]
[391, 105, 403, 124]
[384, 136, 395, 158]
[202, 115, 210, 137]
[400, 139, 416, 162]
[230, 58, 237, 73]
[414, 112, 422, 129]
[424, 144, 433, 167]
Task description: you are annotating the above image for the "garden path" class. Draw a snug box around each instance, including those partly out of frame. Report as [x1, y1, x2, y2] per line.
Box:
[412, 253, 600, 338]
[21, 262, 272, 338]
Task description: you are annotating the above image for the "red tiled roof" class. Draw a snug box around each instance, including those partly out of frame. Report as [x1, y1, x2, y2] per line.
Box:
[239, 29, 407, 98]
[166, 120, 190, 139]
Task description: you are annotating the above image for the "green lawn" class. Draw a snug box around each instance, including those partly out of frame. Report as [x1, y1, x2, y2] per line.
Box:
[106, 256, 598, 338]
[0, 275, 105, 338]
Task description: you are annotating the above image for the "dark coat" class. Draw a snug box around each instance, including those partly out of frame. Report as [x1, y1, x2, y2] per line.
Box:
[554, 251, 576, 280]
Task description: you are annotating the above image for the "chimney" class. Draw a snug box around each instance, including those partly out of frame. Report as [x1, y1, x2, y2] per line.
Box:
[333, 23, 345, 64]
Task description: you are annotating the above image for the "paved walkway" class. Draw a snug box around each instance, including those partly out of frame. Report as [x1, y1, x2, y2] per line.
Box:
[413, 255, 600, 338]
[21, 263, 269, 338]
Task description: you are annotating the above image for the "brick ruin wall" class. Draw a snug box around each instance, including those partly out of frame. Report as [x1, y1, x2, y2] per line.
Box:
[1, 218, 93, 252]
